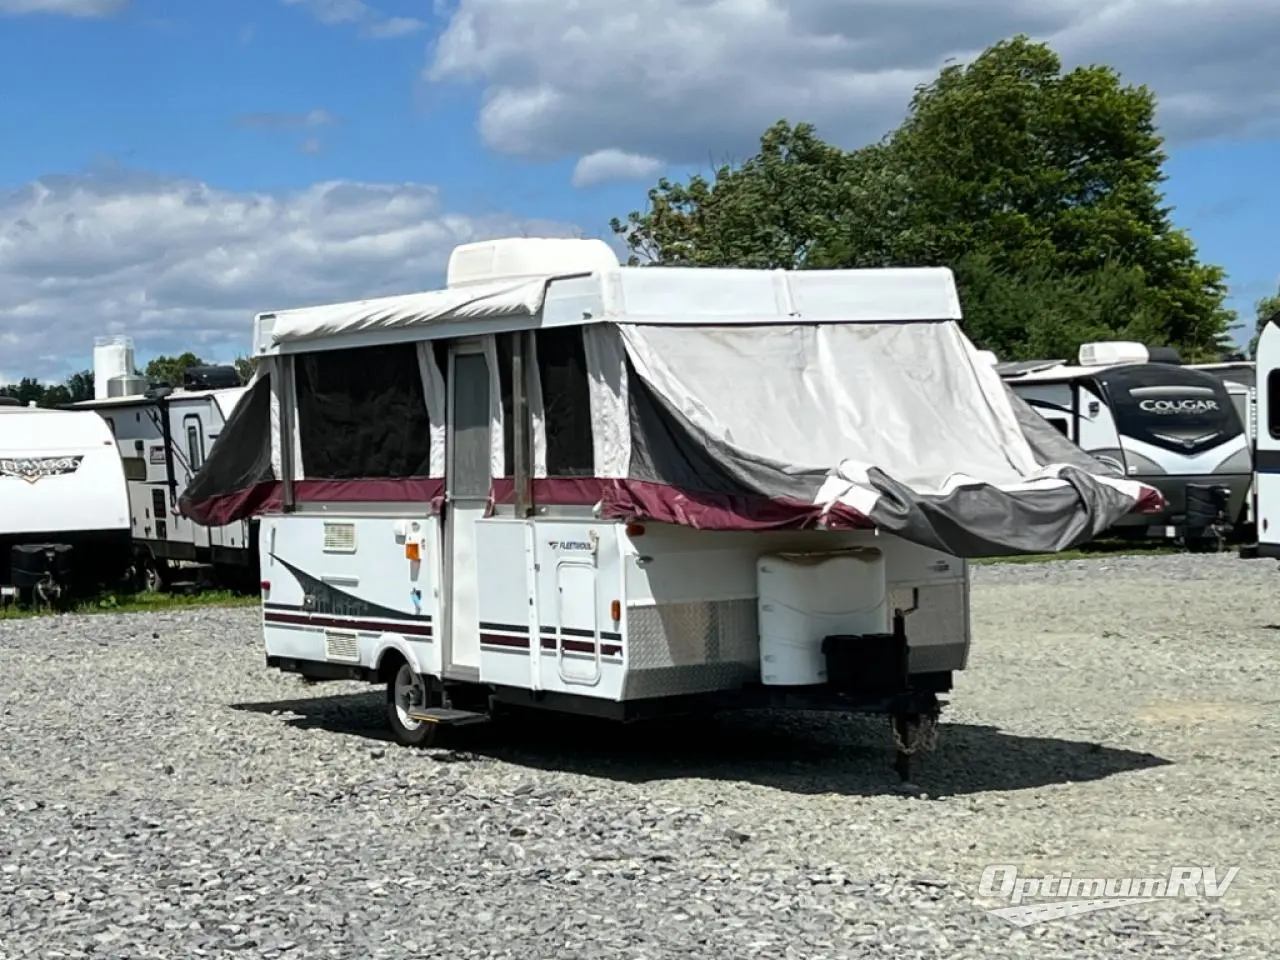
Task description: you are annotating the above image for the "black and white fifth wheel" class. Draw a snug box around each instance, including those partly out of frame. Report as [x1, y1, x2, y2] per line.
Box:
[997, 342, 1251, 551]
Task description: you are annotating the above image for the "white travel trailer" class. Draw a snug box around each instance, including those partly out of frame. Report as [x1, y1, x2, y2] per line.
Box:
[179, 238, 1158, 779]
[1188, 360, 1256, 545]
[997, 342, 1251, 550]
[69, 351, 257, 592]
[0, 399, 133, 606]
[1248, 320, 1280, 560]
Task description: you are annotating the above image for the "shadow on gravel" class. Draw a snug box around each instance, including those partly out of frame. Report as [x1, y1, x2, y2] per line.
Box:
[231, 690, 1172, 798]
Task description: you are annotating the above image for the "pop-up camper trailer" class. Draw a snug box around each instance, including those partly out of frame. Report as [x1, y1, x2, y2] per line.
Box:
[996, 342, 1251, 550]
[0, 400, 133, 606]
[68, 336, 258, 592]
[179, 238, 1160, 778]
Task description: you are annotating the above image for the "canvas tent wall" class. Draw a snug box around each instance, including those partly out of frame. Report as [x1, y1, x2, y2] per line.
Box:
[180, 241, 1160, 557]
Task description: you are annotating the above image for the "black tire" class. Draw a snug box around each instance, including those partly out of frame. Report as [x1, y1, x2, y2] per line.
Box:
[385, 661, 437, 748]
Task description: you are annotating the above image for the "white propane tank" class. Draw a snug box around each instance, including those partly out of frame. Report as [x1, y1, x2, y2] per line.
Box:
[757, 548, 889, 685]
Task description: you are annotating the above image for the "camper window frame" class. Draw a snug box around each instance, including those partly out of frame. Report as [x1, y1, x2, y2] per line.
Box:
[533, 325, 596, 478]
[1268, 369, 1280, 440]
[271, 320, 601, 515]
[288, 340, 437, 489]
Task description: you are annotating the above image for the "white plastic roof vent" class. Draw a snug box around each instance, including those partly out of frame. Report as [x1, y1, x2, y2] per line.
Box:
[1078, 341, 1150, 367]
[446, 237, 620, 289]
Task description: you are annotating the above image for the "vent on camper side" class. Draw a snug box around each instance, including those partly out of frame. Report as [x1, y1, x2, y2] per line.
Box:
[322, 522, 357, 553]
[323, 630, 361, 663]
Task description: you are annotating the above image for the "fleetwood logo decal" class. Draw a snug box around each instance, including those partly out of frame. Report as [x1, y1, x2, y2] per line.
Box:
[0, 455, 84, 484]
[1139, 398, 1220, 415]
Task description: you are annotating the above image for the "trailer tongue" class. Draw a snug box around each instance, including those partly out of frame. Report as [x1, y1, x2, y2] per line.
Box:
[180, 238, 1160, 780]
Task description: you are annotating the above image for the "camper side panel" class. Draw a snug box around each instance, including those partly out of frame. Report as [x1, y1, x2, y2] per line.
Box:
[259, 514, 443, 679]
[1255, 328, 1280, 557]
[474, 517, 627, 700]
[617, 524, 968, 700]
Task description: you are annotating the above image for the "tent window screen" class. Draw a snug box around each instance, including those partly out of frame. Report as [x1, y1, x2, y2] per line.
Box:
[535, 326, 594, 476]
[294, 343, 432, 479]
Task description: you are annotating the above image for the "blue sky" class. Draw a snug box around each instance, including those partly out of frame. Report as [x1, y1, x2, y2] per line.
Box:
[1, 0, 1277, 382]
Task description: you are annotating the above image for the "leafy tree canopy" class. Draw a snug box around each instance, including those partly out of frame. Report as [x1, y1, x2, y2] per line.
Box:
[0, 371, 94, 408]
[611, 36, 1238, 363]
[144, 352, 206, 387]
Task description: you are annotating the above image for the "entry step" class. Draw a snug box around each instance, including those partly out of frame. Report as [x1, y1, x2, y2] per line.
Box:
[407, 707, 490, 726]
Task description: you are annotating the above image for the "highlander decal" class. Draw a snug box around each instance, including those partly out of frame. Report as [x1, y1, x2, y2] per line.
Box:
[0, 455, 84, 485]
[266, 553, 428, 621]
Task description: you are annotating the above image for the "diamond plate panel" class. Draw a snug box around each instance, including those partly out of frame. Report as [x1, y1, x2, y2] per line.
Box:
[624, 599, 759, 699]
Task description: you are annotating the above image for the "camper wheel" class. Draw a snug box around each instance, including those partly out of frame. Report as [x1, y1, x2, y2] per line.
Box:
[386, 662, 437, 748]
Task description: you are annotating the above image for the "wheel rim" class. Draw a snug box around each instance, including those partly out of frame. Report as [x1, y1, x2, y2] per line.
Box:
[393, 664, 425, 731]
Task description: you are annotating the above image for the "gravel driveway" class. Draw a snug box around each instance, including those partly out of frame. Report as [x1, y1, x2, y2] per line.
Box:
[2, 552, 1279, 959]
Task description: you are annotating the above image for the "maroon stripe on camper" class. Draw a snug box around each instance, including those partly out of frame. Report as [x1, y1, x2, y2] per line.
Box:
[189, 475, 870, 533]
[264, 610, 434, 637]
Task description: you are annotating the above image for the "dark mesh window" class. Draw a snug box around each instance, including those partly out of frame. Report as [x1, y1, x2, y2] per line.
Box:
[536, 327, 595, 476]
[294, 343, 432, 479]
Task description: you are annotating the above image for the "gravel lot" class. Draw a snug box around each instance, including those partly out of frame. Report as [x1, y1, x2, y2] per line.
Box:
[2, 551, 1279, 959]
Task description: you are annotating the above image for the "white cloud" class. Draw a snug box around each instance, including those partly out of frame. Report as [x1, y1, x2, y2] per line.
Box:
[0, 0, 123, 14]
[0, 172, 583, 381]
[282, 0, 427, 38]
[571, 149, 665, 188]
[364, 16, 426, 38]
[426, 0, 1280, 168]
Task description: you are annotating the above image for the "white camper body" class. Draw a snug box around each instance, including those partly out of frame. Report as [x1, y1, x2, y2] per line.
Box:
[1189, 361, 1256, 542]
[183, 238, 1156, 779]
[1248, 325, 1280, 559]
[998, 344, 1251, 548]
[70, 378, 257, 590]
[0, 401, 133, 604]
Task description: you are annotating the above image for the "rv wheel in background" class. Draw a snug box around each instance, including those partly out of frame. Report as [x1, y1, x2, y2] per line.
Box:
[386, 661, 438, 747]
[131, 552, 170, 594]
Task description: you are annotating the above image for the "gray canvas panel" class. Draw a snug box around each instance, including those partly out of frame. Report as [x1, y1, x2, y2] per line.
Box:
[1004, 384, 1124, 475]
[612, 321, 1153, 555]
[860, 465, 1141, 556]
[625, 354, 826, 503]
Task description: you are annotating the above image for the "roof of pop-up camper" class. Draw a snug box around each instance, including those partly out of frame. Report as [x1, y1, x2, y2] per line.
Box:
[181, 238, 1161, 557]
[250, 237, 965, 354]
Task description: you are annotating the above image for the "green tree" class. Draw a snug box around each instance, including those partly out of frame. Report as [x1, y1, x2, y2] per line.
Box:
[64, 370, 95, 403]
[612, 36, 1235, 363]
[0, 378, 47, 407]
[144, 352, 204, 387]
[233, 354, 258, 383]
[609, 121, 855, 269]
[0, 369, 97, 408]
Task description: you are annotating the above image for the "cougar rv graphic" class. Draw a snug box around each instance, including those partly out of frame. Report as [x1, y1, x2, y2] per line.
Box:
[0, 455, 83, 484]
